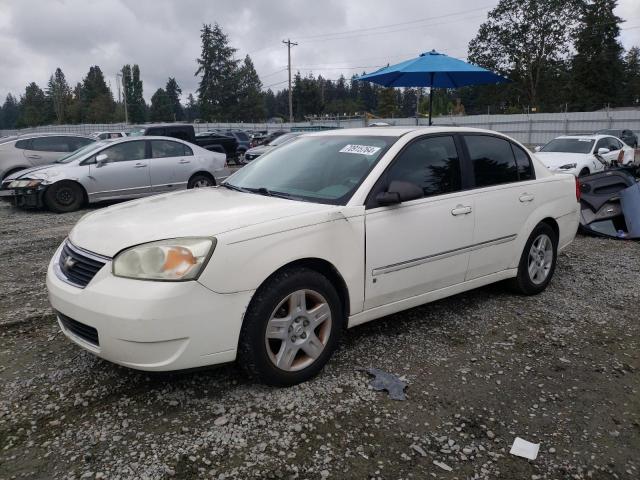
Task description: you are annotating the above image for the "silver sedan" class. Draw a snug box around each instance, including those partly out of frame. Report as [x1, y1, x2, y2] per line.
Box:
[1, 136, 226, 212]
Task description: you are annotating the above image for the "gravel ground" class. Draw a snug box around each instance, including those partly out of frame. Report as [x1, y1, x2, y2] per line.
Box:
[0, 200, 638, 480]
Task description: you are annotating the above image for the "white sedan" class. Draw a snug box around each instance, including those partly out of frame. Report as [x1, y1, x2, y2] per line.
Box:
[535, 134, 636, 177]
[47, 127, 579, 386]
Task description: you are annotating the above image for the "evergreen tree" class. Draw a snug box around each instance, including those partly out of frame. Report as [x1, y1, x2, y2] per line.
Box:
[236, 55, 265, 121]
[195, 23, 240, 121]
[623, 46, 640, 106]
[81, 65, 115, 122]
[16, 83, 47, 127]
[46, 68, 72, 124]
[184, 93, 200, 122]
[165, 77, 183, 121]
[1, 94, 20, 129]
[570, 0, 625, 110]
[377, 88, 398, 117]
[149, 88, 173, 121]
[468, 0, 580, 111]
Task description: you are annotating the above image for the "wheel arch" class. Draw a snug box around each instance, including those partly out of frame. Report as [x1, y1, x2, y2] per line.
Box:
[1, 166, 31, 181]
[539, 217, 559, 241]
[252, 257, 351, 322]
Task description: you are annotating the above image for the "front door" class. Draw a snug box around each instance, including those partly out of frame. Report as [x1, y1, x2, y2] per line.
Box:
[87, 140, 150, 200]
[364, 135, 474, 310]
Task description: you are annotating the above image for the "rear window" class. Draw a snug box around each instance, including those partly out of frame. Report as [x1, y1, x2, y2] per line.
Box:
[15, 139, 31, 149]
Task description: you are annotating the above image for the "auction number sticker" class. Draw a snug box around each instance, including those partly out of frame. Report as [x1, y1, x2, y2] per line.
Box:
[339, 144, 381, 155]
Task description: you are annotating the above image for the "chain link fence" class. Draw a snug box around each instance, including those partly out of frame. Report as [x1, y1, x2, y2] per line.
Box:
[2, 109, 639, 147]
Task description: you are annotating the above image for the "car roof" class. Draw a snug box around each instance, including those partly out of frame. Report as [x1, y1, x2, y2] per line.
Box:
[553, 134, 611, 140]
[5, 132, 94, 140]
[305, 126, 512, 138]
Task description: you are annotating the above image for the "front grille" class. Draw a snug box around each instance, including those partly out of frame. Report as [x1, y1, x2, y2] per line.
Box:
[58, 312, 99, 346]
[58, 241, 107, 288]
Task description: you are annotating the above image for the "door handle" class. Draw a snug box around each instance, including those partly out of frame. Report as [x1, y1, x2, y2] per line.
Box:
[519, 193, 535, 203]
[27, 154, 41, 159]
[133, 163, 147, 168]
[451, 205, 472, 216]
[178, 159, 191, 164]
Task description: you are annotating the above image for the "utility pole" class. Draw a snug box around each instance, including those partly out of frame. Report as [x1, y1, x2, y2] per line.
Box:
[282, 39, 298, 123]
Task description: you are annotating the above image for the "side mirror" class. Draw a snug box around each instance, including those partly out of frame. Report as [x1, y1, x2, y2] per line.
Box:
[376, 180, 423, 206]
[534, 146, 541, 152]
[597, 147, 610, 155]
[95, 153, 109, 166]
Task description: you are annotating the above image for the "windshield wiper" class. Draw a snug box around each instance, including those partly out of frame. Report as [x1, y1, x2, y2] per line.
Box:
[222, 183, 297, 200]
[221, 182, 250, 193]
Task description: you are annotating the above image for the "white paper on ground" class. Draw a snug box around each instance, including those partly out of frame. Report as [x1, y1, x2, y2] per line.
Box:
[510, 437, 540, 460]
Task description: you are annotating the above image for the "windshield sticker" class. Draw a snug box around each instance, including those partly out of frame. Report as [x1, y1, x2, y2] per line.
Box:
[339, 144, 381, 155]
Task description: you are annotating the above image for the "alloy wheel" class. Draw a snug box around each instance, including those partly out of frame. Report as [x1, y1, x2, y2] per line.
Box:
[528, 234, 553, 284]
[264, 289, 332, 372]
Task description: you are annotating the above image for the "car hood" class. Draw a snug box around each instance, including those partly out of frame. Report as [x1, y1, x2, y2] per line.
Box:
[69, 187, 338, 257]
[246, 145, 273, 155]
[5, 164, 65, 180]
[534, 152, 589, 168]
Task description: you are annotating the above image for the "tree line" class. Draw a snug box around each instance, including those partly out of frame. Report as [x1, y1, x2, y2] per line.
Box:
[1, 0, 639, 130]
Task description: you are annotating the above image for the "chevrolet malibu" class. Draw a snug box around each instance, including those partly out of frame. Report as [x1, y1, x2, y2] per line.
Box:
[47, 127, 579, 386]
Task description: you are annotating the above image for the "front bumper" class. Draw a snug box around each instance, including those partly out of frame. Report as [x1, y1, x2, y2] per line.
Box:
[46, 243, 254, 371]
[0, 186, 45, 207]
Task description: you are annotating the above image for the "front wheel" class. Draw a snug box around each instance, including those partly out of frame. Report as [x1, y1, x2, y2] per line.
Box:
[508, 222, 558, 295]
[237, 267, 343, 386]
[44, 181, 85, 213]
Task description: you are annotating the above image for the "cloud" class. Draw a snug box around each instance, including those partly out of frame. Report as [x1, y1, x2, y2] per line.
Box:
[0, 0, 638, 104]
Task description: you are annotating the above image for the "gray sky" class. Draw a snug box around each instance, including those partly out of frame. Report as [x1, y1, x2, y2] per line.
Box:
[1, 0, 639, 103]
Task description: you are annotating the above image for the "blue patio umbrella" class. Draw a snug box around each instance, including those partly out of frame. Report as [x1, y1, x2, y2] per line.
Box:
[357, 50, 509, 125]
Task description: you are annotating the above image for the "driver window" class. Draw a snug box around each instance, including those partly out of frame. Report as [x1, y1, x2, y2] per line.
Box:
[385, 136, 462, 197]
[100, 141, 146, 162]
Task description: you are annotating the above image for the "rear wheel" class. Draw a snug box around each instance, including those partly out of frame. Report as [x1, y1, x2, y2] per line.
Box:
[187, 173, 214, 189]
[237, 267, 343, 386]
[508, 222, 558, 295]
[44, 181, 85, 213]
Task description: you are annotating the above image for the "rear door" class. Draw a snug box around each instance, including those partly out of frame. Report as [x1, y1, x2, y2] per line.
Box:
[364, 134, 474, 309]
[148, 139, 195, 193]
[23, 136, 72, 165]
[462, 134, 538, 280]
[86, 140, 150, 200]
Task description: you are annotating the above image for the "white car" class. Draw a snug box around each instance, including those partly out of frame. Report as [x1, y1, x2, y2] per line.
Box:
[47, 127, 579, 386]
[91, 131, 128, 140]
[2, 136, 226, 212]
[535, 134, 636, 177]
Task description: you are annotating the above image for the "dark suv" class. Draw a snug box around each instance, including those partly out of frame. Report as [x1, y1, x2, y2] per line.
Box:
[131, 124, 239, 158]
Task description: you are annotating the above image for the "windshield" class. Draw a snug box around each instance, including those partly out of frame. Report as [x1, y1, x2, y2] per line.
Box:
[540, 138, 594, 154]
[56, 141, 109, 163]
[128, 128, 145, 136]
[269, 133, 300, 146]
[224, 135, 396, 205]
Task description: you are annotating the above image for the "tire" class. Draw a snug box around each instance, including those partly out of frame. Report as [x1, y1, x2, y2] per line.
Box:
[578, 168, 590, 177]
[187, 173, 215, 189]
[508, 222, 558, 295]
[44, 181, 85, 213]
[237, 267, 343, 386]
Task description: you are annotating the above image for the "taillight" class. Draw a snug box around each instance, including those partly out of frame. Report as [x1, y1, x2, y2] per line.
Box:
[575, 176, 581, 202]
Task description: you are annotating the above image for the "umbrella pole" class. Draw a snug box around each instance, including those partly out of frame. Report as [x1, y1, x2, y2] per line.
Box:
[428, 72, 434, 126]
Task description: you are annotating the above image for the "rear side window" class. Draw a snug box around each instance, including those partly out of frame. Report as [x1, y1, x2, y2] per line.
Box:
[14, 139, 31, 149]
[151, 140, 188, 158]
[511, 144, 534, 181]
[30, 136, 71, 152]
[385, 135, 462, 197]
[166, 129, 190, 141]
[465, 135, 518, 187]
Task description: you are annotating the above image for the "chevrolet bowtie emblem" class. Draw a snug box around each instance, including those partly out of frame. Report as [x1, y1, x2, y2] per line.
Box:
[63, 257, 76, 270]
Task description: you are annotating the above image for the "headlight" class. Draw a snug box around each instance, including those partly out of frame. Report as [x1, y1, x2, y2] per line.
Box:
[9, 179, 43, 188]
[558, 163, 577, 170]
[112, 238, 216, 281]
